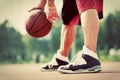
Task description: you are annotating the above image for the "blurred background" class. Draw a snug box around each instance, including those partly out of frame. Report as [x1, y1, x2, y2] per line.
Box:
[0, 0, 120, 64]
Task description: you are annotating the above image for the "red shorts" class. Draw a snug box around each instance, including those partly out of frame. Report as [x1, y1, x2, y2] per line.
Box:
[62, 0, 103, 25]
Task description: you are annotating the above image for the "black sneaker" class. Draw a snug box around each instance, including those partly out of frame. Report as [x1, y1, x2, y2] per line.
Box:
[40, 54, 68, 71]
[58, 51, 101, 74]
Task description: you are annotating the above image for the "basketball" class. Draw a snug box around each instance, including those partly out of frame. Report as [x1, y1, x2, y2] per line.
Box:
[26, 8, 52, 38]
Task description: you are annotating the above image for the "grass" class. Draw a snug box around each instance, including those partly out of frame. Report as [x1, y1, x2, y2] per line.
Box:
[1, 54, 120, 64]
[100, 55, 120, 62]
[0, 59, 33, 64]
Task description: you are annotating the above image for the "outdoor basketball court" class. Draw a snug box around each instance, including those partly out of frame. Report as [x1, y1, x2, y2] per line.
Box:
[0, 62, 120, 80]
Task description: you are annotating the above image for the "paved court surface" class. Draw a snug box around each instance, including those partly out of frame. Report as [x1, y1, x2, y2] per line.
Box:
[0, 62, 120, 80]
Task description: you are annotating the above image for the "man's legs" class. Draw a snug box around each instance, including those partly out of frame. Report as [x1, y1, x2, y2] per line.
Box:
[58, 9, 101, 73]
[58, 0, 103, 73]
[40, 0, 79, 71]
[59, 25, 76, 57]
[81, 9, 99, 53]
[40, 24, 77, 71]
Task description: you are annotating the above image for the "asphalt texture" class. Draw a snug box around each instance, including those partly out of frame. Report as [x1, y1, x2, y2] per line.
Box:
[0, 62, 120, 80]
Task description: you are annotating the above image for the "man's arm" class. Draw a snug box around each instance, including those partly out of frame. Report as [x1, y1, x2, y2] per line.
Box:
[48, 0, 55, 8]
[38, 0, 47, 9]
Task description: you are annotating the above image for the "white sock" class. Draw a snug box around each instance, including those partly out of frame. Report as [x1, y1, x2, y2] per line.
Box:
[82, 45, 99, 60]
[56, 50, 69, 62]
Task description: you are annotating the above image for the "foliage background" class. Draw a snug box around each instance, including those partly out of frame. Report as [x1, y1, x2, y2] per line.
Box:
[0, 0, 120, 63]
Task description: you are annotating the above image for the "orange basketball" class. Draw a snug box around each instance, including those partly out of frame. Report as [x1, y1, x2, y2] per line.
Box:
[26, 8, 52, 38]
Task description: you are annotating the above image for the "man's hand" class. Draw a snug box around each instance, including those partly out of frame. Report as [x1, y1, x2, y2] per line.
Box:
[47, 0, 60, 24]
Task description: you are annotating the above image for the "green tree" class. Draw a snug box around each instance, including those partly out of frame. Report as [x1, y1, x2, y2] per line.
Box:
[51, 21, 61, 52]
[75, 26, 84, 52]
[113, 11, 120, 48]
[0, 20, 25, 61]
[105, 13, 116, 50]
[98, 11, 120, 51]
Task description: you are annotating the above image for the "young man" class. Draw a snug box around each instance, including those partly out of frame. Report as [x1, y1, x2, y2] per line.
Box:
[37, 0, 103, 73]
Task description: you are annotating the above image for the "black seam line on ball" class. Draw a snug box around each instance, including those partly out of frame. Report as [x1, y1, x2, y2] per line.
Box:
[28, 12, 44, 31]
[31, 21, 50, 34]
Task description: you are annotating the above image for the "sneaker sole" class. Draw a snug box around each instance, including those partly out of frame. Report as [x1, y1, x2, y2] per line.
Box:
[58, 65, 102, 74]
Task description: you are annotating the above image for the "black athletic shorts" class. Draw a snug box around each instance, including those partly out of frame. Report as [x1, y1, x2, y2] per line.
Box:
[61, 0, 103, 25]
